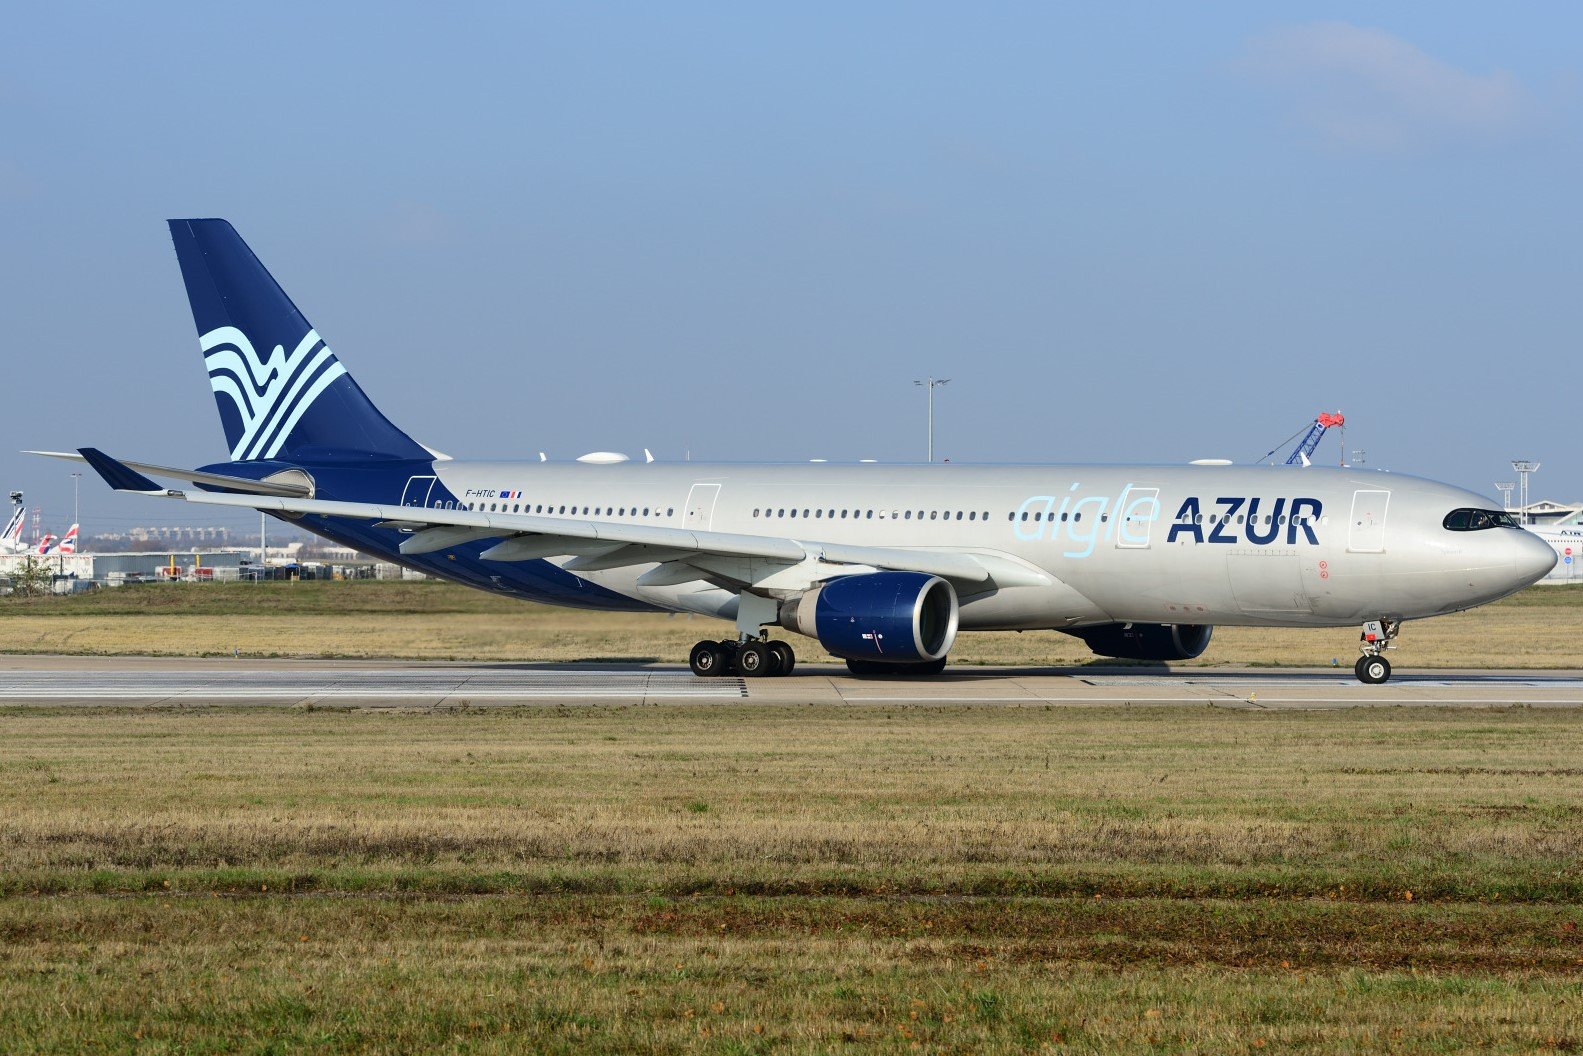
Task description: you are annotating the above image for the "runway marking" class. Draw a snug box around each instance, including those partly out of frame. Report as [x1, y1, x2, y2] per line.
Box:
[1084, 676, 1583, 689]
[842, 696, 1583, 705]
[0, 670, 747, 701]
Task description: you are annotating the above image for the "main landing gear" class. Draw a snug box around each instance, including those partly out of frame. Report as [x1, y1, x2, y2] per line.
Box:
[689, 638, 796, 678]
[1354, 618, 1400, 684]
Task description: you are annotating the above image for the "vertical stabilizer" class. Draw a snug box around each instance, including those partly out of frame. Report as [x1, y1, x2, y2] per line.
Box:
[167, 219, 431, 463]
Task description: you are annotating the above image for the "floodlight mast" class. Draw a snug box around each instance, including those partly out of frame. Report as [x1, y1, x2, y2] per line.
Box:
[913, 377, 950, 463]
[1494, 481, 1516, 513]
[1512, 460, 1540, 524]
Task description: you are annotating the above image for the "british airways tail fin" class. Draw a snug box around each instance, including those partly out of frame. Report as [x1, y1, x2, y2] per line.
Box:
[57, 524, 78, 554]
[167, 219, 431, 464]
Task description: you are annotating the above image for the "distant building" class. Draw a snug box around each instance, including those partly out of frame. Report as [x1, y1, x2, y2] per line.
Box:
[1511, 501, 1583, 527]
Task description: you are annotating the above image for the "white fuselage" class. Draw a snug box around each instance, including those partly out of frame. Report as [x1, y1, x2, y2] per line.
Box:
[405, 460, 1555, 631]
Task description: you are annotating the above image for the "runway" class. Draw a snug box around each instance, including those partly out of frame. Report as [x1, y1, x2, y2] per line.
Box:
[2, 655, 1582, 708]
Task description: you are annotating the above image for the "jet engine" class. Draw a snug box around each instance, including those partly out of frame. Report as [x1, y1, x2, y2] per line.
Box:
[779, 571, 959, 663]
[1067, 622, 1212, 661]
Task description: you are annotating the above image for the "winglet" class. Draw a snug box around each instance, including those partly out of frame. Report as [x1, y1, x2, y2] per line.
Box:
[77, 448, 173, 494]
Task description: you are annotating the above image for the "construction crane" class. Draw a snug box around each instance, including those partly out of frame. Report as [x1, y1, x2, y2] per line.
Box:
[1257, 412, 1346, 467]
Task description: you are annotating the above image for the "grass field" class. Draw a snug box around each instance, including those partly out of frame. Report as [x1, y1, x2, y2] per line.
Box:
[2, 703, 1581, 1053]
[2, 579, 1582, 667]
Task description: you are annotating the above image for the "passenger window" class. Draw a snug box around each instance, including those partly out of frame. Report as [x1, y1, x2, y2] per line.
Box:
[815, 509, 822, 518]
[840, 510, 848, 518]
[968, 511, 976, 521]
[905, 511, 913, 520]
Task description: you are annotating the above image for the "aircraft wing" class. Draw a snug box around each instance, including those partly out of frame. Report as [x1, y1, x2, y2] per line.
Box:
[67, 449, 1049, 592]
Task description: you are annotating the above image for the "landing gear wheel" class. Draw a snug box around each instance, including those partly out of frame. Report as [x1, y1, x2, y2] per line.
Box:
[769, 641, 796, 676]
[1355, 655, 1391, 685]
[689, 640, 727, 677]
[736, 640, 773, 677]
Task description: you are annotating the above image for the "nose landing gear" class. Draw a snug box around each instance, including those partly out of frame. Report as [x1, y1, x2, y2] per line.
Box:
[1354, 619, 1400, 684]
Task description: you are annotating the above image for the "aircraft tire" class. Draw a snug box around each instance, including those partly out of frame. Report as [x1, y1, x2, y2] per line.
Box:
[737, 640, 772, 677]
[689, 641, 727, 677]
[1355, 655, 1391, 684]
[769, 641, 796, 676]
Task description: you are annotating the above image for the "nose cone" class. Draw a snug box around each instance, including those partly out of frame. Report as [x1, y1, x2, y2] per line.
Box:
[1512, 530, 1560, 586]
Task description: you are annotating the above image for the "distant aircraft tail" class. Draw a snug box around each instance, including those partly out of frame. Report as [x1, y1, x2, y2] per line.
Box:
[57, 524, 78, 554]
[0, 506, 23, 548]
[36, 533, 55, 556]
[167, 219, 431, 464]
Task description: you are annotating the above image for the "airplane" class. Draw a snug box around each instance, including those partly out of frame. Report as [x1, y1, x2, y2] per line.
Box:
[34, 533, 55, 557]
[0, 497, 26, 555]
[37, 220, 1556, 684]
[56, 524, 79, 555]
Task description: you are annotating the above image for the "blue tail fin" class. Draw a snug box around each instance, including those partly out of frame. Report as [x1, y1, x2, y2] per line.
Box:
[168, 219, 430, 463]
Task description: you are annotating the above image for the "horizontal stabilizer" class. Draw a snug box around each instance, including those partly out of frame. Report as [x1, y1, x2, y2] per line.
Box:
[76, 448, 169, 493]
[26, 450, 312, 497]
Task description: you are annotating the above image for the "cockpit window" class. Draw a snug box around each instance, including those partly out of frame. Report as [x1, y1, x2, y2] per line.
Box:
[1443, 508, 1521, 531]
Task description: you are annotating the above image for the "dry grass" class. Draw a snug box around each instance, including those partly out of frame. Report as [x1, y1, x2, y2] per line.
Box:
[2, 580, 1582, 667]
[2, 704, 1582, 1052]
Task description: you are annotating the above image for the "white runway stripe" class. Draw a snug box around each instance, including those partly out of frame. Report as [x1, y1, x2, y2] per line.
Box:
[0, 669, 747, 701]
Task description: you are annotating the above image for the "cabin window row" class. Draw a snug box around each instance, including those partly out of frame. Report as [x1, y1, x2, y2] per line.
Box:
[1174, 513, 1314, 526]
[752, 508, 992, 521]
[445, 501, 676, 518]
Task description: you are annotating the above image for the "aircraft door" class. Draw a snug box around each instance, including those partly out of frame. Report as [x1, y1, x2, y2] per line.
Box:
[1114, 487, 1160, 549]
[684, 483, 721, 530]
[401, 475, 436, 508]
[1348, 490, 1390, 553]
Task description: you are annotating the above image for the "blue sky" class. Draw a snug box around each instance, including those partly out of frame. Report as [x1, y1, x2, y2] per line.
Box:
[3, 3, 1581, 534]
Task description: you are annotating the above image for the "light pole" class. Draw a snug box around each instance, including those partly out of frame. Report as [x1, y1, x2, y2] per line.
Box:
[914, 377, 950, 462]
[70, 472, 80, 528]
[1512, 460, 1540, 524]
[1494, 481, 1516, 513]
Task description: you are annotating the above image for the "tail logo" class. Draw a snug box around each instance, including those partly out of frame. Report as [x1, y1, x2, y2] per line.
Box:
[202, 326, 348, 461]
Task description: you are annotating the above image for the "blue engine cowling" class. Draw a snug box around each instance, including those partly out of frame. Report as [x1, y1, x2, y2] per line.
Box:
[1067, 622, 1212, 661]
[778, 572, 959, 663]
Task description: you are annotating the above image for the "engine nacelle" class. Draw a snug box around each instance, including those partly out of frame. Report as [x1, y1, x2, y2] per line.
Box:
[1068, 622, 1212, 661]
[779, 572, 959, 663]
